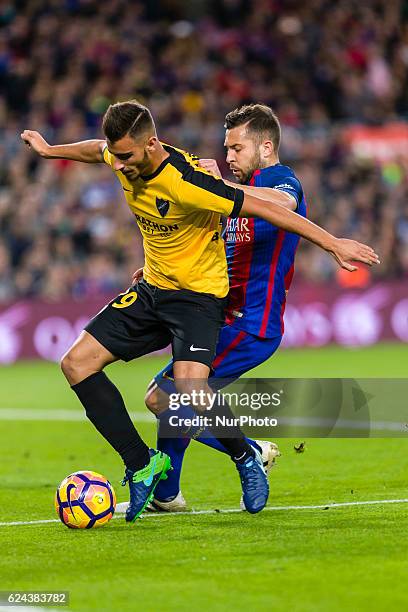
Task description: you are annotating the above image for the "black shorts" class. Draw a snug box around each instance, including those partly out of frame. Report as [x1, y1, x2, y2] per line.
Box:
[85, 279, 226, 367]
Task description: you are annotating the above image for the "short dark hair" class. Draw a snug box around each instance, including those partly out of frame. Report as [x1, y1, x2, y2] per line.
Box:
[224, 104, 281, 152]
[102, 100, 155, 143]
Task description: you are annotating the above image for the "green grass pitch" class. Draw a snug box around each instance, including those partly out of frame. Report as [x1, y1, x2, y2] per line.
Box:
[0, 343, 407, 611]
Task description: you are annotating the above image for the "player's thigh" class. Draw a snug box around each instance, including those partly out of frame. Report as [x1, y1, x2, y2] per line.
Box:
[152, 327, 282, 393]
[63, 330, 117, 366]
[159, 289, 226, 369]
[85, 282, 172, 363]
[212, 325, 282, 384]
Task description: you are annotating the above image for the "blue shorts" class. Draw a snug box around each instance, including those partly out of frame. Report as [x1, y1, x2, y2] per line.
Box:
[154, 323, 282, 391]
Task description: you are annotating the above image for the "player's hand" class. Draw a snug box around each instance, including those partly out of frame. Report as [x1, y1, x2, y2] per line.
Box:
[329, 238, 380, 271]
[199, 158, 222, 178]
[132, 267, 144, 284]
[20, 130, 51, 157]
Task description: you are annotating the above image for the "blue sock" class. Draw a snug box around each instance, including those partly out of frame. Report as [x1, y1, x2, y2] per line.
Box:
[154, 434, 190, 501]
[154, 405, 195, 501]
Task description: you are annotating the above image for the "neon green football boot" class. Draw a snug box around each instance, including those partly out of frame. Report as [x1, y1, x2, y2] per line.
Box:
[121, 449, 172, 522]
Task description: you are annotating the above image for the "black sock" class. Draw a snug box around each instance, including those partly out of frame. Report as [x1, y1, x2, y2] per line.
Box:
[219, 437, 254, 463]
[192, 392, 253, 460]
[71, 372, 150, 471]
[230, 445, 255, 463]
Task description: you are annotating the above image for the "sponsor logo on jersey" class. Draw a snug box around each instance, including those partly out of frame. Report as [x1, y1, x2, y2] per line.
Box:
[225, 217, 252, 243]
[134, 213, 179, 232]
[274, 183, 295, 191]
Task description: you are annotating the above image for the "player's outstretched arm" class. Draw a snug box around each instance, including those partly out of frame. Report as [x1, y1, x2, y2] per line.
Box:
[177, 163, 379, 271]
[21, 130, 105, 163]
[240, 193, 380, 271]
[199, 158, 297, 210]
[232, 182, 297, 209]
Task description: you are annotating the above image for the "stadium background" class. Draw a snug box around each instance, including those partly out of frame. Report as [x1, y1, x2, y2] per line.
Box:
[0, 0, 407, 362]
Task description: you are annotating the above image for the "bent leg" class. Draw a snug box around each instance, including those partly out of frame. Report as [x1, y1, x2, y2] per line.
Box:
[149, 330, 282, 501]
[147, 362, 262, 501]
[149, 362, 256, 452]
[145, 381, 190, 501]
[62, 331, 150, 471]
[61, 330, 117, 384]
[173, 360, 252, 462]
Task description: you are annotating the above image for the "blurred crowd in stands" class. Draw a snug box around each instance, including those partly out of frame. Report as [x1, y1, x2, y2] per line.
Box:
[0, 0, 407, 302]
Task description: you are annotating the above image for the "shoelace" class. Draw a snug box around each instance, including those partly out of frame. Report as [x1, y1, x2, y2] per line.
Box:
[121, 470, 136, 487]
[121, 473, 138, 510]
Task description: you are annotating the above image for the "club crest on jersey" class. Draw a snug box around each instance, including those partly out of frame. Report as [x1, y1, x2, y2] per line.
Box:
[156, 197, 170, 217]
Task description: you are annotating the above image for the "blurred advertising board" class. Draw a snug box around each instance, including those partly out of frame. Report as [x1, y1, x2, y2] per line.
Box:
[342, 123, 408, 162]
[0, 282, 406, 364]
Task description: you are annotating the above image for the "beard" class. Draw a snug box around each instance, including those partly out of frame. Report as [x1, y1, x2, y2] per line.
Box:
[238, 150, 263, 184]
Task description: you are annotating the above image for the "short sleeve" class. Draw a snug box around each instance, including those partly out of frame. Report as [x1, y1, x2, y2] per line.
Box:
[102, 144, 114, 168]
[173, 166, 244, 218]
[271, 177, 303, 208]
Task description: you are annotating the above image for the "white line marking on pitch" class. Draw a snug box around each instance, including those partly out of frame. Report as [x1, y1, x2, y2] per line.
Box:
[1, 499, 408, 527]
[0, 408, 154, 422]
[0, 408, 406, 431]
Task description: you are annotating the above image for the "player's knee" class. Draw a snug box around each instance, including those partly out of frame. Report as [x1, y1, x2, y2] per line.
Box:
[60, 347, 96, 385]
[173, 379, 207, 413]
[60, 349, 82, 382]
[144, 388, 161, 415]
[60, 332, 113, 385]
[144, 382, 169, 416]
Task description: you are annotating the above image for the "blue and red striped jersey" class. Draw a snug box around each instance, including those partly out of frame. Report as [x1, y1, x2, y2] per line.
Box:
[225, 163, 307, 338]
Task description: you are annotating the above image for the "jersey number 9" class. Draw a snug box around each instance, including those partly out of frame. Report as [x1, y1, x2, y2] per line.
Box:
[112, 290, 138, 309]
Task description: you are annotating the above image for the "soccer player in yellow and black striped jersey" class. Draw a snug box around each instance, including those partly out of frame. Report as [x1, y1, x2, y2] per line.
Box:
[21, 100, 379, 520]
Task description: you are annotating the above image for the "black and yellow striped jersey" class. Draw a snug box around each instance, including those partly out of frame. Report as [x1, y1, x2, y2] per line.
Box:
[103, 143, 244, 298]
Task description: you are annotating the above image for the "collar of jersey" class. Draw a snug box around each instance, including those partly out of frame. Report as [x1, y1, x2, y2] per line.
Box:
[246, 163, 284, 185]
[140, 145, 174, 181]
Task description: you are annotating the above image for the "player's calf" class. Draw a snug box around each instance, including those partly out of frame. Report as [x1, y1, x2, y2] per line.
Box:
[144, 380, 169, 416]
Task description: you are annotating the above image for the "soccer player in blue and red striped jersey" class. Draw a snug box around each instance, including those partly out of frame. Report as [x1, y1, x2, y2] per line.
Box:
[139, 104, 348, 511]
